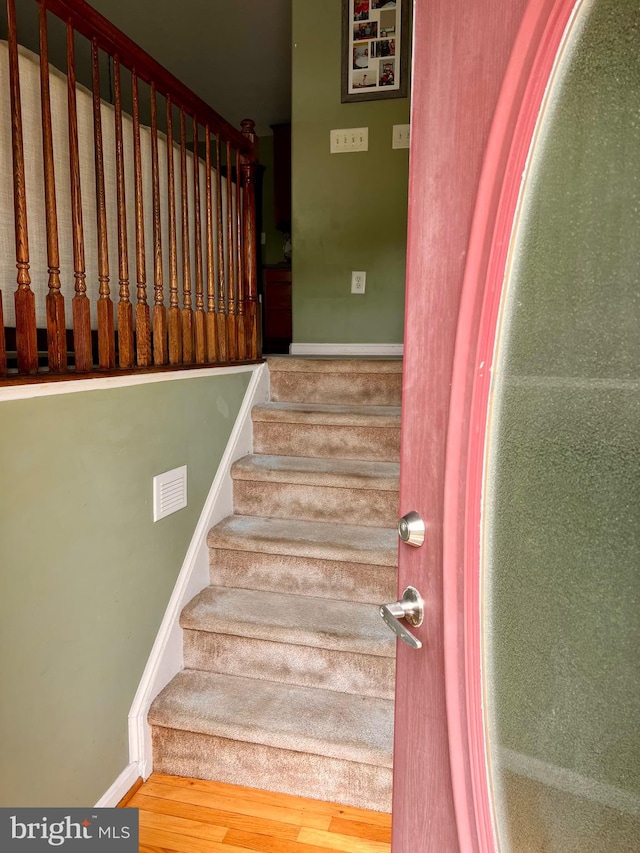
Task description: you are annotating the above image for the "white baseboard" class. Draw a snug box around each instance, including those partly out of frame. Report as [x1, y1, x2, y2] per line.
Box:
[127, 362, 270, 779]
[94, 762, 140, 807]
[289, 343, 403, 356]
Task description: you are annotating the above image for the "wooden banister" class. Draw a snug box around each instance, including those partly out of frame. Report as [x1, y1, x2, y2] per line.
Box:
[3, 0, 259, 381]
[226, 141, 237, 362]
[0, 301, 5, 376]
[180, 108, 194, 364]
[92, 38, 115, 369]
[166, 98, 182, 365]
[39, 0, 251, 154]
[150, 84, 168, 366]
[193, 116, 206, 364]
[236, 148, 246, 361]
[113, 56, 134, 369]
[39, 0, 66, 371]
[132, 70, 151, 367]
[215, 135, 228, 363]
[66, 20, 92, 372]
[8, 0, 38, 374]
[205, 127, 218, 363]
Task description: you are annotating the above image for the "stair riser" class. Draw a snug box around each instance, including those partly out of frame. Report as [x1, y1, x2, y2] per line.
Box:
[253, 422, 401, 461]
[152, 727, 393, 812]
[183, 632, 395, 700]
[270, 372, 401, 407]
[233, 481, 398, 527]
[209, 549, 397, 604]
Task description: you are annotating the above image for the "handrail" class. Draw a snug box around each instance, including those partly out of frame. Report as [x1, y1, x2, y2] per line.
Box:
[39, 0, 252, 154]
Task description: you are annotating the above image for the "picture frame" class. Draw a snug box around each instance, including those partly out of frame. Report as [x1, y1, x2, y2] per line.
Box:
[341, 0, 410, 103]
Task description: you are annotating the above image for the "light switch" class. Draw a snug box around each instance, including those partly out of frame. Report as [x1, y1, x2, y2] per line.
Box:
[392, 124, 410, 149]
[330, 127, 369, 153]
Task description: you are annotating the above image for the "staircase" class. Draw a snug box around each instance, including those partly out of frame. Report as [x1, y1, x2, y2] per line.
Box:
[148, 356, 402, 812]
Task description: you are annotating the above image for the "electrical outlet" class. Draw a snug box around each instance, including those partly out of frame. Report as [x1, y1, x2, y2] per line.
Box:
[330, 127, 369, 153]
[392, 124, 411, 149]
[351, 271, 366, 294]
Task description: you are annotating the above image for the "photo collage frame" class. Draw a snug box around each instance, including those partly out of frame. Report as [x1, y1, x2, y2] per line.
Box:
[342, 0, 409, 102]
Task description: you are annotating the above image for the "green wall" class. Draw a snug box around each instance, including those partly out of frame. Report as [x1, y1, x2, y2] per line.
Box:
[485, 0, 640, 847]
[0, 371, 251, 807]
[291, 0, 409, 344]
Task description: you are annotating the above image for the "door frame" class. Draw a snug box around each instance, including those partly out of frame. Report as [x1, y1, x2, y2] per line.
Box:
[441, 0, 581, 849]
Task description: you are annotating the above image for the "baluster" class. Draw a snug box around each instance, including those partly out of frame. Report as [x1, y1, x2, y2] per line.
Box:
[67, 21, 92, 371]
[132, 71, 151, 366]
[8, 0, 37, 374]
[215, 134, 228, 362]
[150, 83, 167, 364]
[39, 3, 66, 372]
[180, 109, 194, 363]
[166, 98, 182, 364]
[235, 148, 246, 361]
[0, 300, 5, 375]
[204, 126, 217, 362]
[92, 40, 115, 369]
[226, 141, 237, 361]
[113, 57, 133, 368]
[241, 120, 260, 360]
[192, 116, 206, 363]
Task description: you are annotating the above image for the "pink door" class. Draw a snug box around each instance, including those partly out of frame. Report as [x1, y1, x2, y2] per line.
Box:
[389, 1, 583, 850]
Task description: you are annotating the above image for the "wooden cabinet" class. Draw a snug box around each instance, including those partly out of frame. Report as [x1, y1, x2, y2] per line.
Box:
[271, 123, 291, 232]
[262, 266, 292, 353]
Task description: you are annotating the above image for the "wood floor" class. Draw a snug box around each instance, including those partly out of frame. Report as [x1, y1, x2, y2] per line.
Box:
[123, 774, 392, 853]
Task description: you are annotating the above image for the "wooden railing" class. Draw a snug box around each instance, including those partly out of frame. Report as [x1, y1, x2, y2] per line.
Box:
[0, 0, 261, 382]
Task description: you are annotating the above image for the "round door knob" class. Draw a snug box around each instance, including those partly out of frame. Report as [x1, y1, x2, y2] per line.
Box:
[398, 511, 426, 548]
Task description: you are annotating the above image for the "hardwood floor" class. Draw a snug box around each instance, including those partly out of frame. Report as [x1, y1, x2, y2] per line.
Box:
[124, 774, 392, 853]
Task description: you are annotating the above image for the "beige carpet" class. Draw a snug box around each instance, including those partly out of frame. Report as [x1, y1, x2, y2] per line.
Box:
[149, 356, 402, 811]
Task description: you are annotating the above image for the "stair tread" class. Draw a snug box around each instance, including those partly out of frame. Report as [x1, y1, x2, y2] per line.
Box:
[267, 356, 403, 374]
[181, 586, 396, 657]
[252, 402, 401, 427]
[208, 515, 398, 567]
[149, 670, 394, 768]
[231, 454, 400, 489]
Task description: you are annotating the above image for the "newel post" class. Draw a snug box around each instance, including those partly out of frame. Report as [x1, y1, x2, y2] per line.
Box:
[240, 118, 261, 360]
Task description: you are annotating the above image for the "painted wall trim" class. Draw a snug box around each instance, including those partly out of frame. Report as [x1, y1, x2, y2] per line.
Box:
[0, 364, 259, 403]
[290, 343, 403, 356]
[94, 762, 140, 808]
[126, 362, 270, 779]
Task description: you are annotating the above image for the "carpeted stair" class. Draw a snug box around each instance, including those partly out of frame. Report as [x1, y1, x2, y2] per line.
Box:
[149, 356, 402, 812]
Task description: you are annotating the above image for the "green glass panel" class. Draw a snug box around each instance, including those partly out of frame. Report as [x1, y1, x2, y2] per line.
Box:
[483, 0, 640, 850]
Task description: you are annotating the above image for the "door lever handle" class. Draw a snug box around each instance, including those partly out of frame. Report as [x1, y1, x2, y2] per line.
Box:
[379, 586, 424, 649]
